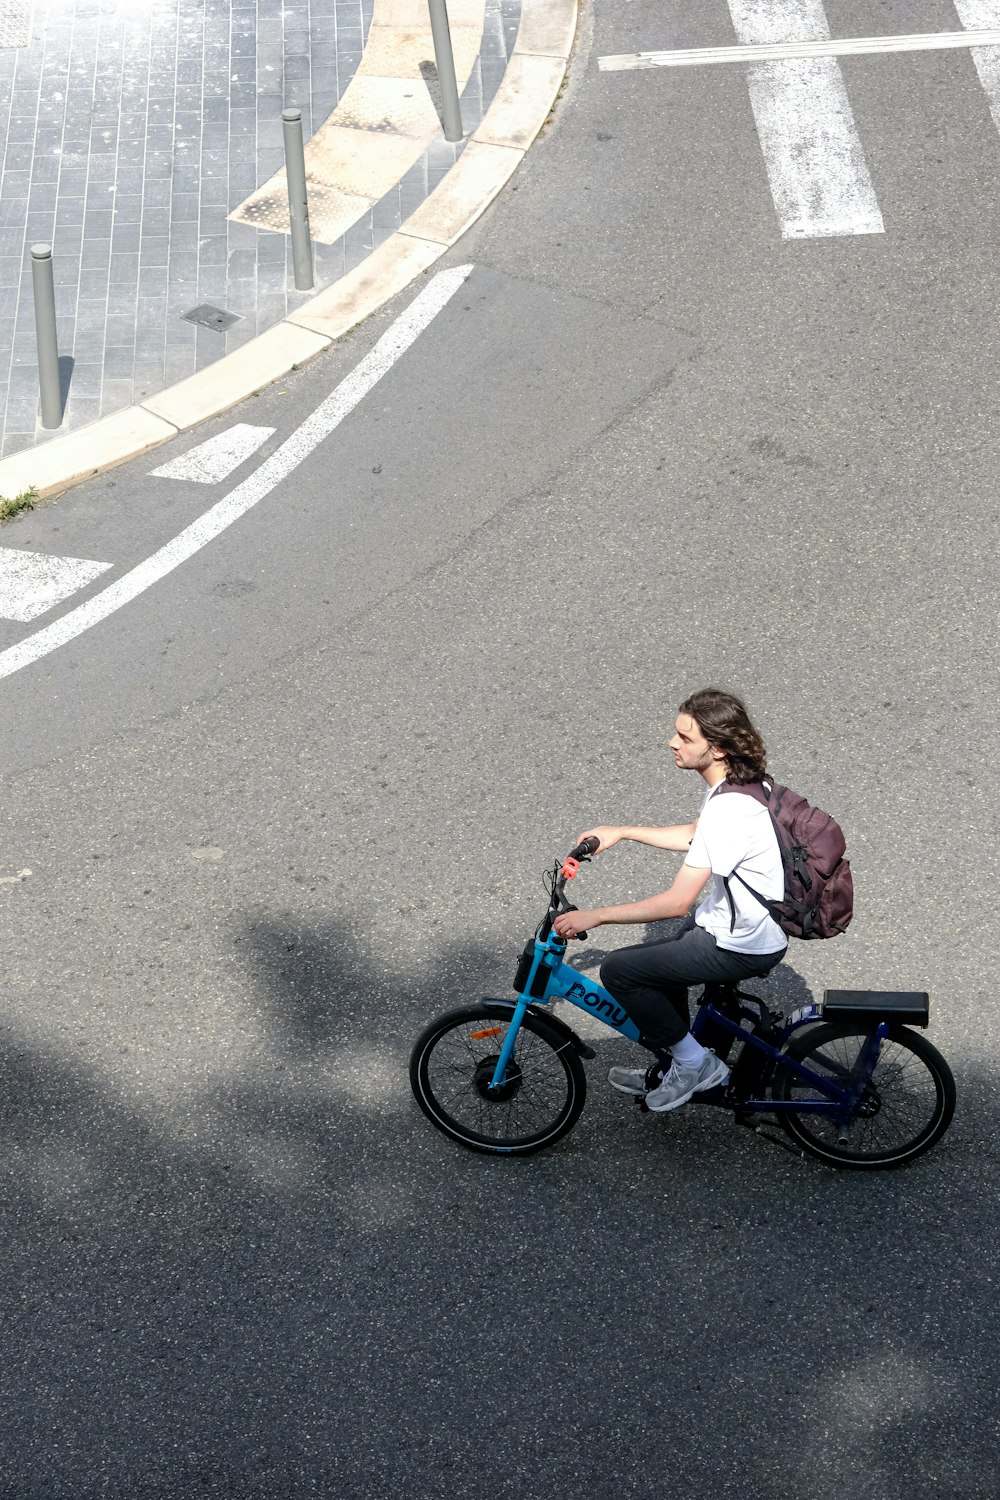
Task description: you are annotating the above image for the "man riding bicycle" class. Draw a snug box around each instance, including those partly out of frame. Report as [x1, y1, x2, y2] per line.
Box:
[553, 688, 786, 1112]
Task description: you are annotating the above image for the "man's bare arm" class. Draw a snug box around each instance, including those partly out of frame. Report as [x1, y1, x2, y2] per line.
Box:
[553, 864, 711, 939]
[578, 822, 697, 854]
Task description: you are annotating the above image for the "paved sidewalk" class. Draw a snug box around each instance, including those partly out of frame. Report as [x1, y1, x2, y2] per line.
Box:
[0, 0, 519, 461]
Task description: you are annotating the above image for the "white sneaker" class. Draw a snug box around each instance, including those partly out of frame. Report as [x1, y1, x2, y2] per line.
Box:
[645, 1051, 729, 1113]
[607, 1064, 662, 1096]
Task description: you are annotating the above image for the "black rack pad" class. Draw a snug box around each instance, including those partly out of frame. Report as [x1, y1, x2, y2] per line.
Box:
[822, 990, 930, 1028]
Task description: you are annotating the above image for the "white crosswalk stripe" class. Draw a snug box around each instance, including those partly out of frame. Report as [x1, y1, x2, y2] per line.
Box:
[0, 548, 112, 624]
[600, 0, 1000, 239]
[954, 0, 1000, 133]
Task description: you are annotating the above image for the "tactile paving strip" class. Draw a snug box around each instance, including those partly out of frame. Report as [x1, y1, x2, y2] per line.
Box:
[0, 0, 32, 48]
[231, 0, 486, 242]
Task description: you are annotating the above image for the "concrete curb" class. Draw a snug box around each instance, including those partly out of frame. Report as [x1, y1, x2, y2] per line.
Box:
[0, 0, 577, 506]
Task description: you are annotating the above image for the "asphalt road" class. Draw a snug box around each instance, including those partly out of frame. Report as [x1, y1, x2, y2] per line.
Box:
[2, 1, 1000, 1495]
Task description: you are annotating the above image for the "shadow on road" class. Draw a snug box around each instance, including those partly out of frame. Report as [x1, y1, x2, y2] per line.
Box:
[0, 914, 993, 1500]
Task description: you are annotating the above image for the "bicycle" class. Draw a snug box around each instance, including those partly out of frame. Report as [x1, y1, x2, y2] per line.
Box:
[409, 838, 957, 1168]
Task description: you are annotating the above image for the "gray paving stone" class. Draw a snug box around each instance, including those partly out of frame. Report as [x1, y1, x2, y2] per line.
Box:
[66, 364, 104, 401]
[141, 206, 171, 235]
[169, 226, 200, 258]
[0, 198, 28, 229]
[0, 228, 24, 261]
[98, 376, 135, 411]
[100, 347, 135, 381]
[110, 224, 140, 252]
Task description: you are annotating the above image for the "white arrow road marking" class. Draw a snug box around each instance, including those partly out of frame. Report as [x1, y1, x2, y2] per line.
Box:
[598, 28, 1000, 68]
[149, 423, 276, 484]
[0, 264, 474, 681]
[0, 548, 113, 623]
[728, 0, 884, 239]
[954, 3, 1000, 134]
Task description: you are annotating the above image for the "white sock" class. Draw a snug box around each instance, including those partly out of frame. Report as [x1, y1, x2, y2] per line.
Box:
[669, 1033, 708, 1067]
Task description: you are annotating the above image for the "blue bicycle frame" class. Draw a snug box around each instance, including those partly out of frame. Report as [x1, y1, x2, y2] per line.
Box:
[691, 998, 891, 1120]
[489, 929, 640, 1089]
[491, 928, 890, 1127]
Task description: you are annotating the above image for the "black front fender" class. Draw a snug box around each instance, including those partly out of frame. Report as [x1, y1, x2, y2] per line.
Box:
[482, 997, 597, 1061]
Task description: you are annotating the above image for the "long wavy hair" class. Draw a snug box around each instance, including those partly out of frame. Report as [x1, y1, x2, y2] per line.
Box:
[679, 688, 767, 786]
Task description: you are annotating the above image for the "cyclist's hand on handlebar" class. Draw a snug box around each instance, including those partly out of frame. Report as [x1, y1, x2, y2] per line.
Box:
[554, 909, 597, 940]
[577, 826, 622, 855]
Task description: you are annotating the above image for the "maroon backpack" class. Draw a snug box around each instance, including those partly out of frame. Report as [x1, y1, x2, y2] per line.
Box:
[716, 779, 854, 940]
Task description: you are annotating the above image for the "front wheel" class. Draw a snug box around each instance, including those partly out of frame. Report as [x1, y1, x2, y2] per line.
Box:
[774, 1022, 956, 1169]
[410, 1004, 587, 1156]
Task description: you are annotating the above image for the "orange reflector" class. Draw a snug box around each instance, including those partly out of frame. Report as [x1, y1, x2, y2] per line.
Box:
[469, 1026, 504, 1040]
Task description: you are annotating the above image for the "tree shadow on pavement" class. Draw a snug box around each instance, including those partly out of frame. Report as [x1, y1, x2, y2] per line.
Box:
[0, 912, 995, 1500]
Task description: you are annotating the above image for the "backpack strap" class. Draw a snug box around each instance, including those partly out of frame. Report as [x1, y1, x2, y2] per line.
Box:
[732, 873, 816, 938]
[728, 871, 783, 923]
[722, 875, 738, 934]
[717, 779, 784, 931]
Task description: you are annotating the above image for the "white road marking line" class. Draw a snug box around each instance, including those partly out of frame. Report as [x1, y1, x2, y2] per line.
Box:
[149, 423, 276, 484]
[0, 548, 113, 624]
[954, 3, 1000, 133]
[598, 28, 1000, 69]
[0, 265, 473, 682]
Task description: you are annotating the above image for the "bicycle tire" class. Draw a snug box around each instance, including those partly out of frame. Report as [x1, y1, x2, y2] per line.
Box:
[409, 1004, 587, 1156]
[774, 1021, 956, 1169]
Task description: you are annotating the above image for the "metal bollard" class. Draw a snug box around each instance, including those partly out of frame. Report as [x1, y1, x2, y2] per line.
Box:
[30, 244, 63, 429]
[281, 107, 314, 291]
[427, 0, 464, 143]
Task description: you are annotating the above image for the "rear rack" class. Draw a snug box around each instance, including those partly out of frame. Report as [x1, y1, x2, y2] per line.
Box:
[822, 989, 929, 1028]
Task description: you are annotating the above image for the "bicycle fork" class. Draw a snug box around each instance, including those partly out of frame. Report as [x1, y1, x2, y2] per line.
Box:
[488, 996, 530, 1091]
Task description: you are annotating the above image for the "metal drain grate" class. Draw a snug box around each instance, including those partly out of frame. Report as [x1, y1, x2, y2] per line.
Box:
[182, 304, 243, 333]
[0, 1, 33, 48]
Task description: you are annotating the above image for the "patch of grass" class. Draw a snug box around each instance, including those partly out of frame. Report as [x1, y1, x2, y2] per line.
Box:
[0, 486, 38, 524]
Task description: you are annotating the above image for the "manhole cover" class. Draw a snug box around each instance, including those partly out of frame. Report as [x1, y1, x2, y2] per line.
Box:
[0, 1, 33, 48]
[182, 304, 243, 333]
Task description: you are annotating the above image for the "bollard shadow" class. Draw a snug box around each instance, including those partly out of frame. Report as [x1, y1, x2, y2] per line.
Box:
[57, 354, 74, 410]
[418, 56, 466, 140]
[418, 58, 447, 131]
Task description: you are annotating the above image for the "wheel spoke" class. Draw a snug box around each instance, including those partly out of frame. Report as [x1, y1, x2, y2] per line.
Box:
[416, 1009, 580, 1150]
[777, 1024, 953, 1167]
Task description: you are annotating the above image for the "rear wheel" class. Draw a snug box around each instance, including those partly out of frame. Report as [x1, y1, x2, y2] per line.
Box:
[774, 1022, 956, 1168]
[410, 1004, 587, 1156]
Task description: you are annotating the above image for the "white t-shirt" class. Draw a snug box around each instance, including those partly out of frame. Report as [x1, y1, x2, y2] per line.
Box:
[684, 784, 786, 955]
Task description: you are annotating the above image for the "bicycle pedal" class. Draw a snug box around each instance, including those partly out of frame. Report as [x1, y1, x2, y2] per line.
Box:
[690, 1084, 727, 1106]
[634, 1096, 650, 1113]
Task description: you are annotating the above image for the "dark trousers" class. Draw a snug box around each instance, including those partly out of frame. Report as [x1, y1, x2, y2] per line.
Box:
[600, 915, 785, 1057]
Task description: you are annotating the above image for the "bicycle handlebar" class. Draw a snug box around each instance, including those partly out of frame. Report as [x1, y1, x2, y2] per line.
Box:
[555, 836, 600, 939]
[567, 835, 600, 863]
[561, 836, 600, 881]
